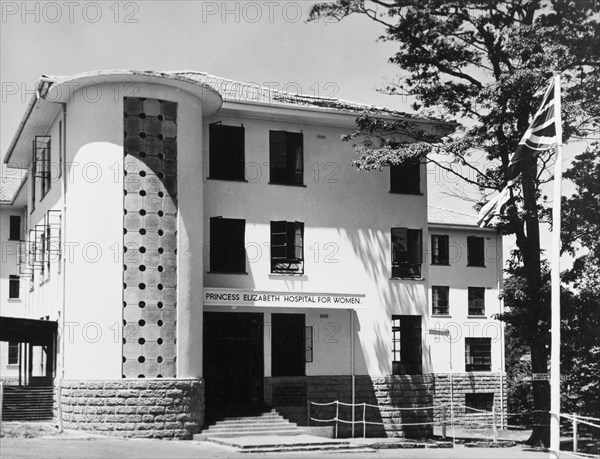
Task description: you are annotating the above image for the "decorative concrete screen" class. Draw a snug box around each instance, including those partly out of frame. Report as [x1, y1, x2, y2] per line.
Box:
[122, 97, 178, 378]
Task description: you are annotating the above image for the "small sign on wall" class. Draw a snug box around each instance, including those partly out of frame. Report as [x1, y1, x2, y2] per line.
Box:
[532, 373, 550, 381]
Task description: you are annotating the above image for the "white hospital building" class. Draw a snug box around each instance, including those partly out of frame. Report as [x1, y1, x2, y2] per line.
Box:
[0, 70, 505, 438]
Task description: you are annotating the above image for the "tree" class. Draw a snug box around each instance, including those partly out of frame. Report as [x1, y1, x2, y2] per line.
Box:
[309, 0, 600, 446]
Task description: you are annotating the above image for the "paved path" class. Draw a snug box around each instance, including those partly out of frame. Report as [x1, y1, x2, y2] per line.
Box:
[0, 435, 558, 459]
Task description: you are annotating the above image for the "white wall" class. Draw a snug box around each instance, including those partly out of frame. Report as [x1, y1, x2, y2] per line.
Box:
[202, 112, 432, 377]
[427, 226, 504, 373]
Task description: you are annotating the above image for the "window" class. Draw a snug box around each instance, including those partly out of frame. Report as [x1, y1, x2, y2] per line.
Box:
[392, 315, 422, 375]
[35, 136, 51, 198]
[465, 393, 494, 413]
[9, 216, 21, 241]
[432, 286, 449, 315]
[270, 221, 304, 274]
[8, 342, 19, 365]
[209, 123, 245, 181]
[431, 234, 449, 265]
[465, 337, 491, 371]
[468, 287, 485, 316]
[9, 275, 20, 299]
[305, 326, 313, 363]
[390, 162, 420, 194]
[209, 217, 246, 273]
[467, 236, 485, 267]
[30, 160, 36, 212]
[391, 228, 422, 278]
[269, 131, 303, 185]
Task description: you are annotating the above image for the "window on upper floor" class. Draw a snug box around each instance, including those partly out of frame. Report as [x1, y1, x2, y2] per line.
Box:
[390, 162, 420, 194]
[209, 123, 245, 181]
[9, 216, 21, 241]
[209, 217, 246, 273]
[9, 275, 20, 299]
[432, 286, 450, 315]
[465, 337, 491, 371]
[467, 236, 485, 267]
[468, 287, 486, 316]
[34, 136, 51, 199]
[270, 221, 304, 275]
[392, 315, 422, 375]
[269, 131, 303, 186]
[391, 228, 422, 279]
[8, 342, 19, 365]
[431, 234, 449, 265]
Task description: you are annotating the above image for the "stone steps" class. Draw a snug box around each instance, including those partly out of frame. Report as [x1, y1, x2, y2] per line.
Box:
[204, 434, 373, 454]
[194, 409, 307, 441]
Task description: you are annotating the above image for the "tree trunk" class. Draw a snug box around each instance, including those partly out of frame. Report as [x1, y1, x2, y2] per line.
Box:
[518, 153, 551, 446]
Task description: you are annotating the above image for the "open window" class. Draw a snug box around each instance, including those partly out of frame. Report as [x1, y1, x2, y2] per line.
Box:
[269, 131, 303, 186]
[431, 234, 449, 265]
[209, 217, 246, 273]
[271, 221, 304, 274]
[392, 315, 422, 375]
[467, 236, 485, 267]
[391, 228, 422, 279]
[390, 161, 420, 194]
[209, 123, 245, 181]
[34, 136, 51, 199]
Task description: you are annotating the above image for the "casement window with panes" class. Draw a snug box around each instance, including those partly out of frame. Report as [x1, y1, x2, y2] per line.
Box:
[391, 228, 423, 279]
[9, 275, 20, 299]
[34, 136, 51, 198]
[390, 162, 421, 194]
[210, 217, 246, 273]
[269, 131, 303, 185]
[8, 342, 19, 365]
[271, 221, 304, 274]
[467, 236, 485, 267]
[465, 337, 492, 371]
[432, 286, 450, 315]
[468, 287, 486, 316]
[392, 315, 422, 375]
[431, 234, 449, 265]
[209, 123, 245, 181]
[9, 216, 21, 241]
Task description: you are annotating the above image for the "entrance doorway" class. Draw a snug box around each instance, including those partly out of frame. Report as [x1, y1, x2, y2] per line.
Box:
[203, 312, 264, 419]
[271, 313, 305, 376]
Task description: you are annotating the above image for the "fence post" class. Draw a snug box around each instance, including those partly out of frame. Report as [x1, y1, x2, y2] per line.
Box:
[335, 401, 339, 439]
[492, 405, 498, 443]
[307, 401, 310, 428]
[363, 403, 366, 438]
[573, 414, 578, 452]
[442, 405, 447, 440]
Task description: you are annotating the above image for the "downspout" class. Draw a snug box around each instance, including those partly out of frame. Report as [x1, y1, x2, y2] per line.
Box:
[350, 309, 355, 438]
[60, 102, 67, 380]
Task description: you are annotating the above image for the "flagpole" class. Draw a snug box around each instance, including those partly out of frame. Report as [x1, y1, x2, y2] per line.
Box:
[549, 73, 563, 456]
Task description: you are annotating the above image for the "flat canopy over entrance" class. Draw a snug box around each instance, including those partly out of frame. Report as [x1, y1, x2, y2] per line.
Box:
[0, 316, 57, 345]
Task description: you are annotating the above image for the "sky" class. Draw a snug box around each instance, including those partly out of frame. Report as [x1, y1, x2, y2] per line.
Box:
[0, 0, 590, 262]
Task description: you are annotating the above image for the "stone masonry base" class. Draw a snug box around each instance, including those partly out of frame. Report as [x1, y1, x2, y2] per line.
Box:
[58, 379, 203, 439]
[433, 373, 507, 425]
[265, 375, 434, 438]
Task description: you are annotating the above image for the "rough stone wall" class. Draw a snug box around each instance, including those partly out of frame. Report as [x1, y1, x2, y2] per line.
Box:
[432, 373, 506, 424]
[265, 375, 434, 438]
[58, 379, 203, 439]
